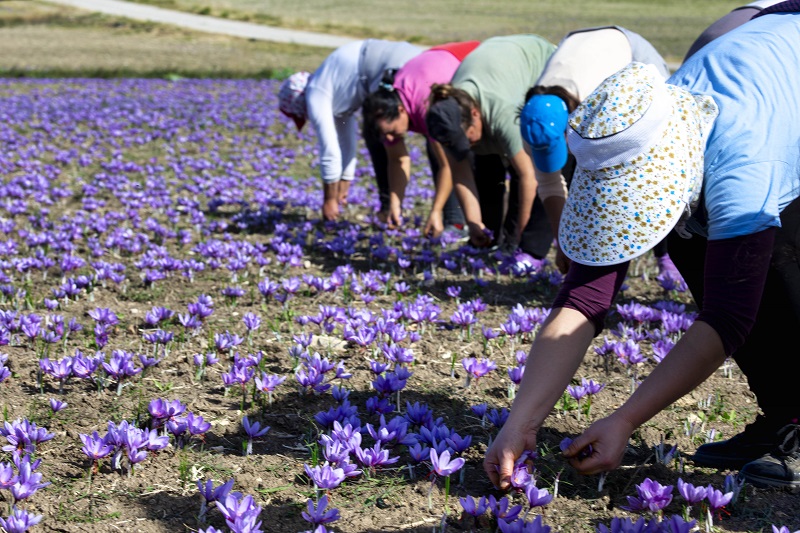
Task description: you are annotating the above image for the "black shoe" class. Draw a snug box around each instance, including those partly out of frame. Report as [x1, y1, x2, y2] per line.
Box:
[691, 415, 778, 470]
[739, 424, 800, 490]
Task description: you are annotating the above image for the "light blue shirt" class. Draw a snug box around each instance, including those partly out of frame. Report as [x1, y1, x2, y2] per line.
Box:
[668, 13, 800, 240]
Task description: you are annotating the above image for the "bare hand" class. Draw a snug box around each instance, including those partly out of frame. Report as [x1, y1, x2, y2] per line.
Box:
[424, 210, 444, 238]
[562, 413, 635, 475]
[376, 210, 390, 226]
[483, 422, 539, 491]
[322, 198, 340, 221]
[467, 223, 491, 248]
[386, 203, 403, 229]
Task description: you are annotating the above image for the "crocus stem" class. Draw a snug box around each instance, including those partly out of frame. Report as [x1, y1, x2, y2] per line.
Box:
[427, 478, 435, 511]
[444, 475, 450, 513]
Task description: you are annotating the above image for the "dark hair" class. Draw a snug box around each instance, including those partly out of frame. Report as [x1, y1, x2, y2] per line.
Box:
[428, 83, 478, 130]
[363, 88, 402, 132]
[524, 85, 581, 113]
[362, 69, 402, 138]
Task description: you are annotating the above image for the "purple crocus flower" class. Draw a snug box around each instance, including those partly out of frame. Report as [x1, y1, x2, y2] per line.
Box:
[705, 484, 733, 512]
[470, 403, 488, 419]
[508, 365, 525, 386]
[459, 495, 489, 517]
[186, 412, 211, 436]
[241, 416, 269, 456]
[509, 462, 532, 489]
[40, 356, 72, 382]
[355, 443, 399, 470]
[487, 408, 509, 429]
[661, 515, 697, 533]
[143, 428, 170, 451]
[71, 351, 100, 379]
[677, 478, 707, 505]
[567, 384, 588, 401]
[197, 477, 234, 521]
[488, 495, 523, 523]
[407, 442, 431, 464]
[430, 449, 465, 477]
[328, 421, 362, 452]
[215, 493, 262, 533]
[102, 350, 141, 382]
[178, 313, 203, 331]
[446, 286, 462, 299]
[198, 478, 234, 504]
[144, 306, 174, 326]
[525, 482, 554, 508]
[0, 461, 19, 489]
[581, 378, 605, 395]
[0, 508, 43, 533]
[498, 515, 551, 533]
[2, 419, 55, 454]
[49, 398, 67, 413]
[596, 516, 650, 533]
[321, 439, 350, 465]
[450, 308, 477, 328]
[148, 398, 186, 426]
[214, 331, 244, 353]
[11, 455, 51, 501]
[80, 431, 113, 461]
[462, 357, 497, 381]
[242, 312, 261, 332]
[88, 307, 119, 326]
[622, 478, 673, 512]
[301, 494, 340, 526]
[304, 462, 345, 490]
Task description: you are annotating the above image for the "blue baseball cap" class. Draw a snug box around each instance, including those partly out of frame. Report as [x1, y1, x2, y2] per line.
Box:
[520, 94, 569, 173]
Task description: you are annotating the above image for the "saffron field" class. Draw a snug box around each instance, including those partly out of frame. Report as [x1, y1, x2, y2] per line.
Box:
[0, 78, 797, 533]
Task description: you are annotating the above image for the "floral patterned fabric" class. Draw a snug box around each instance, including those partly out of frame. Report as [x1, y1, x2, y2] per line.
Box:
[558, 62, 718, 265]
[278, 71, 310, 126]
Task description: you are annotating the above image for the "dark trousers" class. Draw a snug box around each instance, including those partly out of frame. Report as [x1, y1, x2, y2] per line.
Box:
[473, 153, 553, 258]
[426, 140, 465, 226]
[667, 195, 800, 423]
[364, 127, 463, 225]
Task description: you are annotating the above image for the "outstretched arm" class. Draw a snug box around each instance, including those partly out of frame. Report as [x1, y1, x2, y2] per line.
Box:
[534, 166, 570, 273]
[564, 321, 727, 473]
[484, 306, 596, 490]
[564, 229, 776, 473]
[508, 149, 538, 245]
[448, 153, 489, 247]
[423, 139, 454, 238]
[385, 140, 411, 227]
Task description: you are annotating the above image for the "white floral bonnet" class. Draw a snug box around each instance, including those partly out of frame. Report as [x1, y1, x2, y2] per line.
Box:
[559, 62, 718, 266]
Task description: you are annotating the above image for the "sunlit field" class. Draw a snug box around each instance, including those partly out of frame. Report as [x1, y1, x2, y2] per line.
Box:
[0, 78, 797, 533]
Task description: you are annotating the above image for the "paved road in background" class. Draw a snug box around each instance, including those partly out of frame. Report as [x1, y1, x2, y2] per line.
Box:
[40, 0, 678, 69]
[41, 0, 358, 48]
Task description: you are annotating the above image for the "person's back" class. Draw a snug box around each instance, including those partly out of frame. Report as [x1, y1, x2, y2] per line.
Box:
[670, 13, 800, 240]
[451, 34, 555, 158]
[683, 0, 785, 61]
[392, 42, 480, 138]
[535, 26, 669, 105]
[305, 40, 363, 118]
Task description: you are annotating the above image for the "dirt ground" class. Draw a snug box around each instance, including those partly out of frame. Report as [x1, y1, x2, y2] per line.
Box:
[3, 249, 797, 533]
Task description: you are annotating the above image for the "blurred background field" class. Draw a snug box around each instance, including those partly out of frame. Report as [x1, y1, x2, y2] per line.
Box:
[2, 0, 747, 77]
